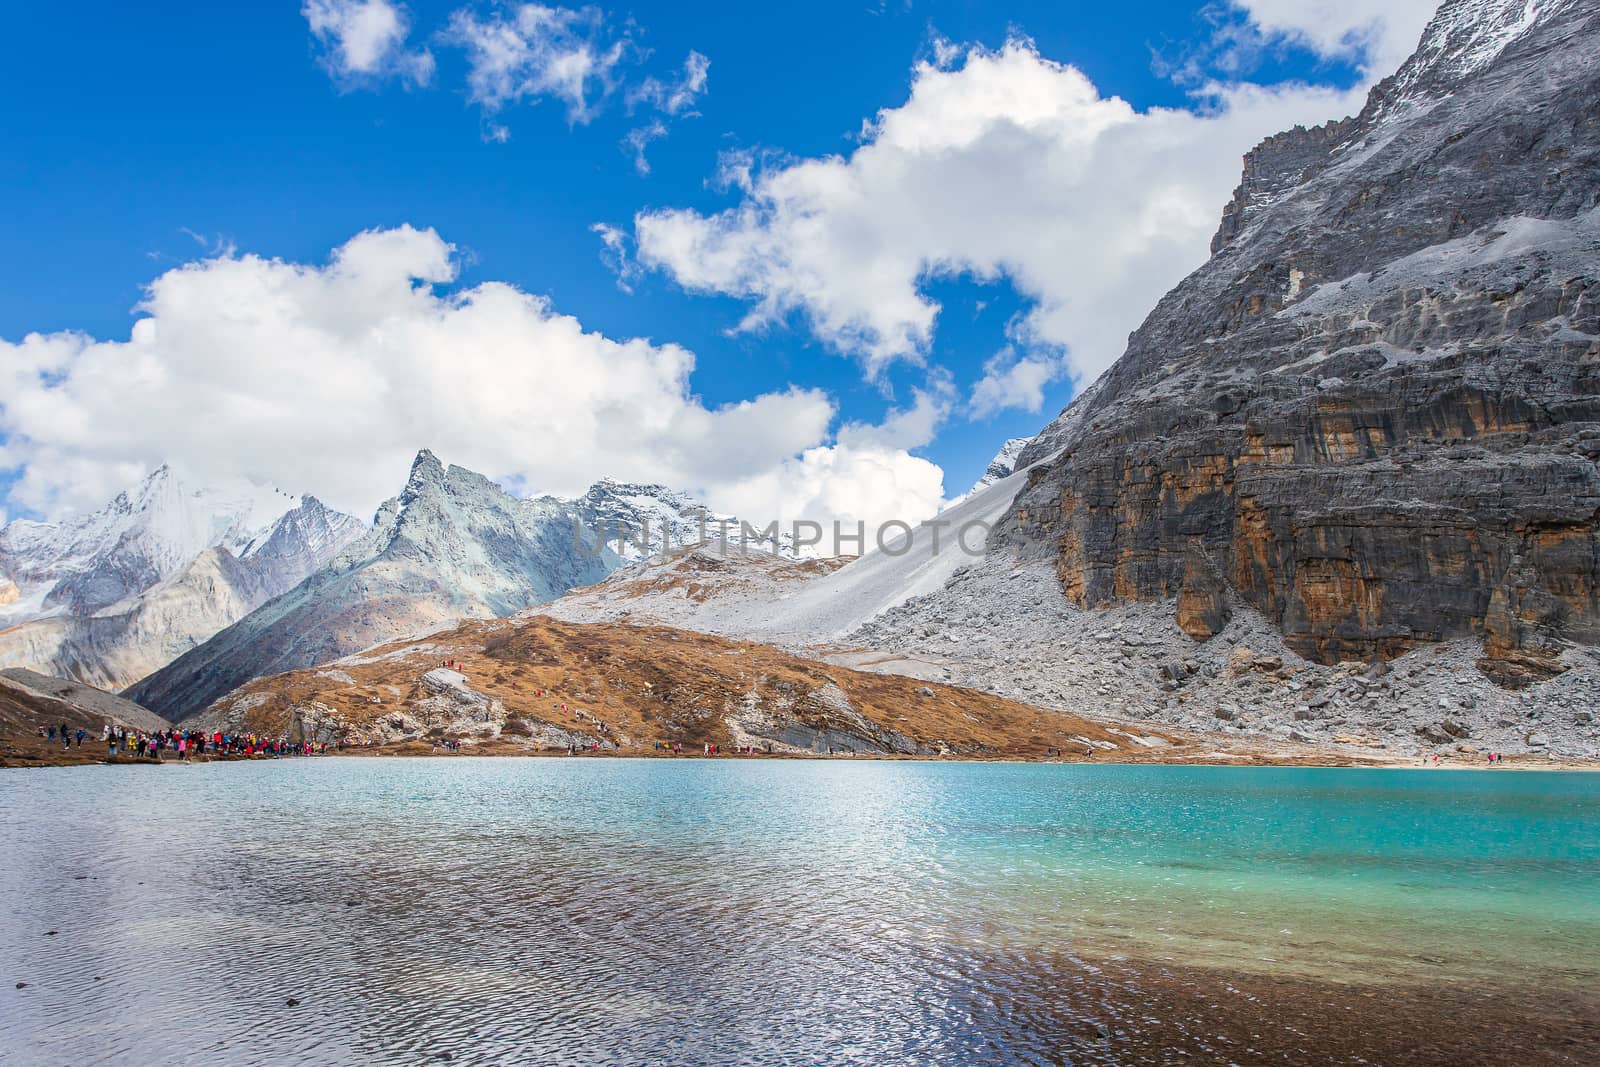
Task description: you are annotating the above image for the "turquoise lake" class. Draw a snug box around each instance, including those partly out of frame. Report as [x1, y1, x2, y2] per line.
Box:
[2, 759, 1596, 1064]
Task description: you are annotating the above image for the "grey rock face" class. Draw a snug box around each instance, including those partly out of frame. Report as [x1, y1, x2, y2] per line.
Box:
[1004, 0, 1600, 681]
[126, 451, 617, 721]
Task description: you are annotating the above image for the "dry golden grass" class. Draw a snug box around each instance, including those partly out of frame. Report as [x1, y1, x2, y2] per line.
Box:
[214, 617, 1143, 758]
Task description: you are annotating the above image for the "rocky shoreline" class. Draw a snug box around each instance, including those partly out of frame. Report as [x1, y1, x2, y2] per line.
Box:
[5, 730, 1593, 771]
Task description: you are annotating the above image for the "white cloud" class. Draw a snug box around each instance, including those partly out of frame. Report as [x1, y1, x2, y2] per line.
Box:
[622, 120, 668, 175]
[1231, 1, 1439, 78]
[837, 379, 953, 452]
[591, 222, 641, 291]
[0, 228, 943, 532]
[970, 347, 1066, 417]
[445, 3, 626, 127]
[630, 38, 1367, 385]
[706, 445, 946, 540]
[303, 0, 434, 86]
[630, 50, 711, 116]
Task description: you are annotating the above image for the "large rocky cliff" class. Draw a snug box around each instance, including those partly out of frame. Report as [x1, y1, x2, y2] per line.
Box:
[1003, 0, 1600, 687]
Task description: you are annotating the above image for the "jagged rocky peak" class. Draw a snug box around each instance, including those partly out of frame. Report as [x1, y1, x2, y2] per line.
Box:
[0, 463, 343, 620]
[544, 476, 800, 560]
[982, 438, 1033, 483]
[1211, 0, 1575, 257]
[1002, 0, 1600, 687]
[353, 448, 546, 567]
[240, 495, 365, 564]
[1387, 0, 1565, 101]
[400, 447, 448, 503]
[1210, 117, 1359, 254]
[949, 437, 1036, 506]
[127, 450, 619, 721]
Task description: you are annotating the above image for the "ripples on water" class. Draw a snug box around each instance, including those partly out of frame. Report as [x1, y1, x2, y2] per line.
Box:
[1, 759, 1596, 1065]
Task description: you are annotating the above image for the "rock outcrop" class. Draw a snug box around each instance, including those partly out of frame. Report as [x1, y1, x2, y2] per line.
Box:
[1003, 0, 1600, 683]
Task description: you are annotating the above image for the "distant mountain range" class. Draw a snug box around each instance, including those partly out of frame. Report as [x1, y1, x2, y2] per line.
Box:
[0, 450, 807, 712]
[123, 451, 806, 720]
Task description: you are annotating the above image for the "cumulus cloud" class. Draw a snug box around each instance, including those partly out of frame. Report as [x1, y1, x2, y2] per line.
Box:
[630, 38, 1367, 386]
[0, 228, 944, 533]
[706, 445, 946, 542]
[837, 380, 953, 452]
[970, 348, 1067, 418]
[445, 3, 626, 127]
[303, 0, 434, 86]
[1231, 0, 1439, 78]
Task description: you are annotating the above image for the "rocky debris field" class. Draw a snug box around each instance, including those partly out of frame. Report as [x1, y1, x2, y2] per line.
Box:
[849, 554, 1600, 760]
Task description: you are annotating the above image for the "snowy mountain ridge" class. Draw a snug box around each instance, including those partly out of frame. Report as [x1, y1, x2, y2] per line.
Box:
[126, 449, 620, 720]
[549, 477, 802, 560]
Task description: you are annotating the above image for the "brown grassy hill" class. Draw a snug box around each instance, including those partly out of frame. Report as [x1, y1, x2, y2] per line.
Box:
[0, 670, 168, 735]
[0, 671, 171, 767]
[197, 617, 1162, 759]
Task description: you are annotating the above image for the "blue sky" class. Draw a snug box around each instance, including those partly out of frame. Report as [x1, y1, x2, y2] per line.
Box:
[0, 1, 1437, 526]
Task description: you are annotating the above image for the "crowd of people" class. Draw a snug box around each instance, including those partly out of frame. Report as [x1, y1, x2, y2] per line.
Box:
[37, 721, 342, 760]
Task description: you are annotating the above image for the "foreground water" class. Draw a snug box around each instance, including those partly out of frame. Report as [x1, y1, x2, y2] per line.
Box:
[1, 759, 1596, 1065]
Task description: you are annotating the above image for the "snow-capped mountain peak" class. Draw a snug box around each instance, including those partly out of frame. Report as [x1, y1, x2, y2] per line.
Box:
[0, 464, 317, 618]
[946, 436, 1035, 509]
[0, 464, 365, 689]
[1392, 0, 1556, 99]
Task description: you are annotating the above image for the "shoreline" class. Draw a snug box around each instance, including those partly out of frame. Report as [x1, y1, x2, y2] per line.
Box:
[4, 733, 1596, 772]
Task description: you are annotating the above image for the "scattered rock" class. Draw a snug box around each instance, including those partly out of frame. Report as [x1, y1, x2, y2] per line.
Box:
[1415, 723, 1453, 746]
